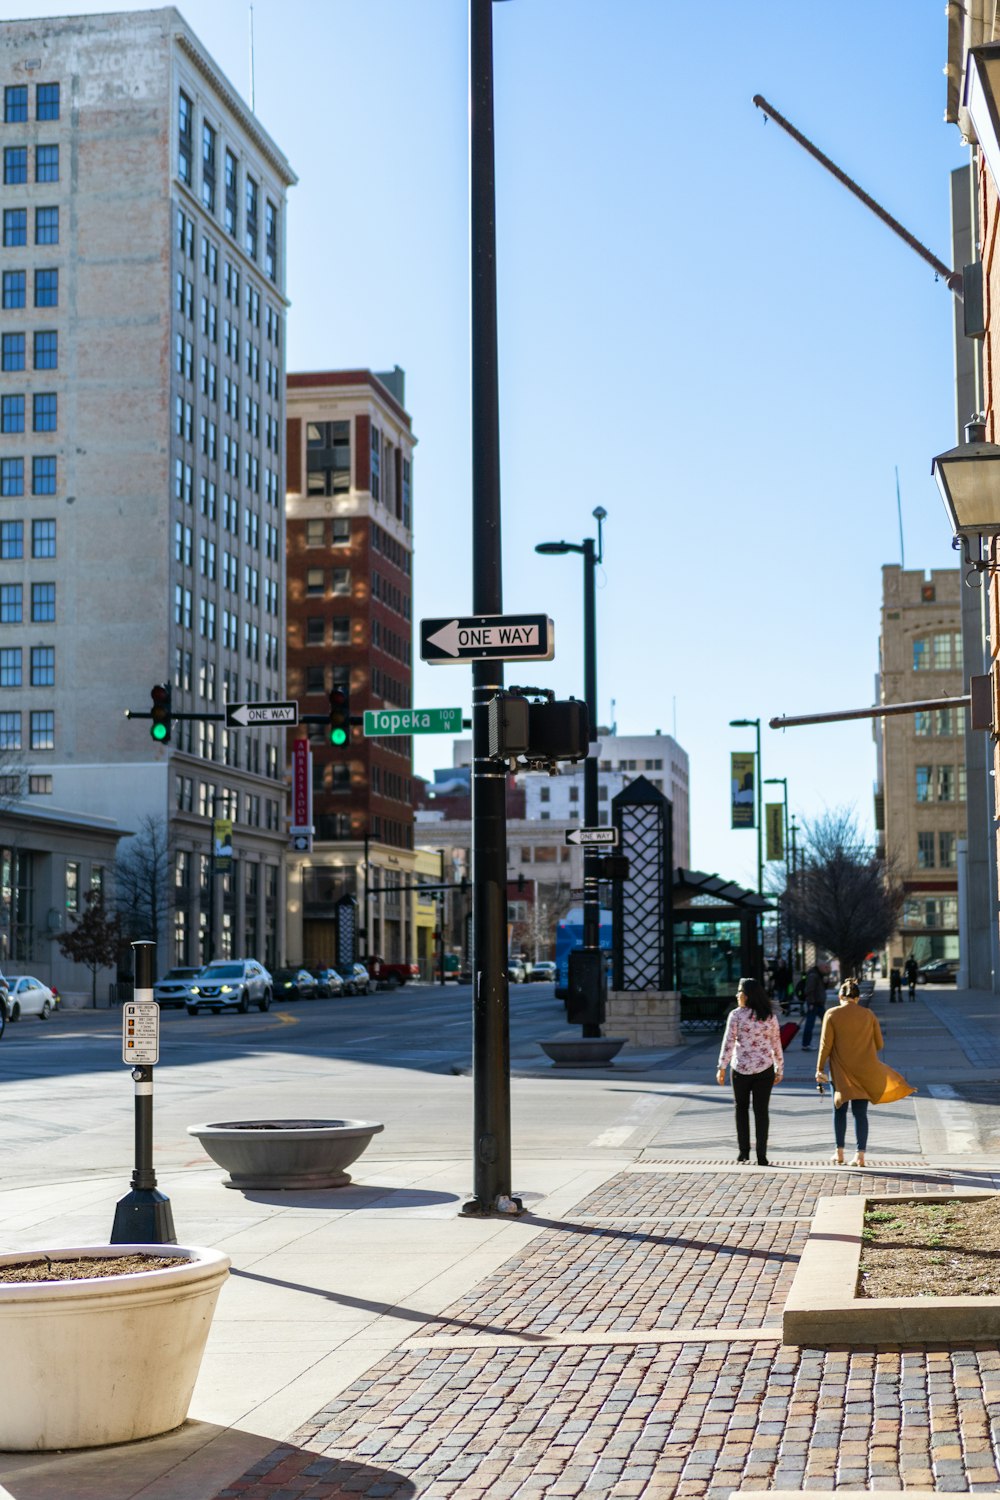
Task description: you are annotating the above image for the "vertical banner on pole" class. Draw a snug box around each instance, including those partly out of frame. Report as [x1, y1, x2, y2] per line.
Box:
[765, 803, 784, 861]
[213, 818, 233, 872]
[731, 752, 756, 829]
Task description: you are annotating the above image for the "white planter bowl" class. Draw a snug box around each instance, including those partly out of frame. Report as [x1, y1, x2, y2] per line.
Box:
[0, 1243, 229, 1451]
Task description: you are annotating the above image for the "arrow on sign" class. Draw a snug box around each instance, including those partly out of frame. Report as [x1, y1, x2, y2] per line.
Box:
[565, 827, 619, 847]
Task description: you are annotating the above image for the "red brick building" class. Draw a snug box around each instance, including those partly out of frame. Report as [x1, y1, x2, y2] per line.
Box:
[284, 368, 417, 967]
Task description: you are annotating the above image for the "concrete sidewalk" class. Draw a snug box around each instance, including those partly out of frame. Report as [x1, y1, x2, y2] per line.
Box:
[0, 982, 998, 1499]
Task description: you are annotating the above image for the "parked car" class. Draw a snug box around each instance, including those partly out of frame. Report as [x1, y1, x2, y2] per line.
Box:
[312, 967, 346, 998]
[5, 975, 56, 1020]
[366, 956, 420, 989]
[507, 960, 527, 984]
[342, 963, 372, 996]
[186, 959, 272, 1015]
[271, 967, 317, 1001]
[917, 959, 959, 984]
[526, 961, 557, 984]
[154, 966, 202, 1009]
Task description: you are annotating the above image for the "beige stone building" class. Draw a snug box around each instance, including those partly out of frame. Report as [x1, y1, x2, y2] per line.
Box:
[0, 9, 295, 971]
[876, 566, 966, 968]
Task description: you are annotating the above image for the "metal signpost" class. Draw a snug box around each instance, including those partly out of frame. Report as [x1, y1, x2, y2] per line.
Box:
[225, 700, 299, 728]
[420, 614, 554, 664]
[111, 941, 176, 1244]
[363, 707, 463, 736]
[566, 827, 619, 848]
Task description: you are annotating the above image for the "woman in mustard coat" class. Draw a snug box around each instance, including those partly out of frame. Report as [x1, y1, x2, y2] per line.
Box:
[816, 979, 914, 1166]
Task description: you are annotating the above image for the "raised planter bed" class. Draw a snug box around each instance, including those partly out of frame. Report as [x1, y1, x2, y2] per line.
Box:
[783, 1192, 1000, 1345]
[188, 1117, 385, 1189]
[0, 1243, 229, 1451]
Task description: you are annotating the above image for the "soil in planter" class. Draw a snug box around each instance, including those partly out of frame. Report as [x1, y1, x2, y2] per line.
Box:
[859, 1199, 1000, 1298]
[211, 1120, 334, 1130]
[0, 1254, 182, 1284]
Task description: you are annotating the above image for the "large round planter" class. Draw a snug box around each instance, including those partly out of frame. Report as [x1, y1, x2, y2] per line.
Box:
[539, 1038, 627, 1068]
[187, 1117, 385, 1189]
[0, 1243, 229, 1451]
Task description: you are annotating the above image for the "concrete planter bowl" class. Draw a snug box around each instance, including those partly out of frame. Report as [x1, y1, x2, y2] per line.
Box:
[539, 1038, 627, 1068]
[0, 1243, 229, 1451]
[188, 1117, 386, 1190]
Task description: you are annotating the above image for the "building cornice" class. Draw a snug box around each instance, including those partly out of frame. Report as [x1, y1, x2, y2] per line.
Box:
[175, 29, 297, 189]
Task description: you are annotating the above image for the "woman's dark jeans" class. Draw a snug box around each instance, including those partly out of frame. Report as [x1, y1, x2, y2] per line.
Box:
[833, 1098, 869, 1151]
[732, 1065, 775, 1162]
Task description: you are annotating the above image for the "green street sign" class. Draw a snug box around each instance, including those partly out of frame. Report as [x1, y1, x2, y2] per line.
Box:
[363, 707, 463, 737]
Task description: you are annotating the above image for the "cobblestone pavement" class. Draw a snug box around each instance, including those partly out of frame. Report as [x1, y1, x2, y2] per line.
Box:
[207, 1162, 1000, 1500]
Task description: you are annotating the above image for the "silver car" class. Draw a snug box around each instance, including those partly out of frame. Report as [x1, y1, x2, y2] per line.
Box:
[153, 966, 202, 1009]
[186, 959, 272, 1015]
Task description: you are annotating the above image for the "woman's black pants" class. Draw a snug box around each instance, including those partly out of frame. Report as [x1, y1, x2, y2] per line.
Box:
[731, 1066, 775, 1162]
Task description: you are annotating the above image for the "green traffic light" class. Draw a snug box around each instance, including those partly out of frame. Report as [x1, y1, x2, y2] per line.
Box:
[151, 722, 169, 742]
[330, 728, 347, 746]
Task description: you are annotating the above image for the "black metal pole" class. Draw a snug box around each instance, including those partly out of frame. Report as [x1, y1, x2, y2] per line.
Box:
[463, 0, 519, 1218]
[111, 940, 176, 1244]
[438, 849, 447, 987]
[581, 538, 601, 1038]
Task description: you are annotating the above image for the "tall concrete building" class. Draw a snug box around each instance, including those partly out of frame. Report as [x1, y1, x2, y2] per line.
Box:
[0, 9, 295, 971]
[283, 369, 417, 968]
[876, 565, 966, 969]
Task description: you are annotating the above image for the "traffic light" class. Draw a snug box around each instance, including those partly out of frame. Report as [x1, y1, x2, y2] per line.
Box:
[149, 683, 172, 744]
[328, 685, 350, 746]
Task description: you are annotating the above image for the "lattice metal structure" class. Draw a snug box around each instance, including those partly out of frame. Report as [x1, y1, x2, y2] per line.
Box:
[611, 776, 673, 991]
[335, 894, 358, 970]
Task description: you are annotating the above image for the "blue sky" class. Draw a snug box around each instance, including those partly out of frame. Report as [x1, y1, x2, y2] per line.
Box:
[11, 1, 969, 889]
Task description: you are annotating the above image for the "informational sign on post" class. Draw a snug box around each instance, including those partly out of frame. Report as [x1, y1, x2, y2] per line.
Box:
[122, 1000, 159, 1066]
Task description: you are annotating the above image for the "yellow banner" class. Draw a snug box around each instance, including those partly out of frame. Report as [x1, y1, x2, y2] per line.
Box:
[731, 752, 755, 829]
[766, 802, 784, 861]
[213, 818, 233, 871]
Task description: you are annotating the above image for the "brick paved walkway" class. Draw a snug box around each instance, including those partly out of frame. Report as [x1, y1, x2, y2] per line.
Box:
[209, 1164, 1000, 1500]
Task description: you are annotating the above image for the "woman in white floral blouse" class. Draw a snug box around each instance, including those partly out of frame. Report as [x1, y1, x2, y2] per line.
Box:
[716, 977, 784, 1165]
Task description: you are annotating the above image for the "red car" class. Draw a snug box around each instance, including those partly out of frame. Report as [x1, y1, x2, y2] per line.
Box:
[365, 956, 419, 989]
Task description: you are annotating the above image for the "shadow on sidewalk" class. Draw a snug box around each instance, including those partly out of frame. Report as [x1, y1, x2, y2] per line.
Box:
[230, 1267, 547, 1341]
[518, 1213, 802, 1261]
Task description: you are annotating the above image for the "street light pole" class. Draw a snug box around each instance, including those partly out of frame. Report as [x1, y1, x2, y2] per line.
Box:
[536, 508, 606, 1037]
[463, 0, 519, 1219]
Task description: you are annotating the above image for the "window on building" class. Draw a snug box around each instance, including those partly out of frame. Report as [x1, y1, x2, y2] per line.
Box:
[939, 832, 957, 869]
[331, 617, 350, 646]
[914, 711, 931, 736]
[34, 206, 58, 245]
[370, 426, 381, 500]
[29, 646, 54, 687]
[1, 333, 24, 372]
[306, 568, 324, 595]
[264, 198, 277, 280]
[29, 774, 51, 794]
[35, 145, 58, 183]
[916, 831, 935, 869]
[1, 522, 23, 559]
[0, 648, 21, 687]
[1, 459, 23, 497]
[36, 84, 59, 121]
[30, 710, 53, 751]
[32, 519, 55, 557]
[2, 271, 25, 310]
[178, 90, 192, 183]
[402, 457, 411, 527]
[34, 330, 57, 370]
[245, 175, 258, 258]
[4, 147, 27, 185]
[31, 583, 54, 622]
[201, 120, 216, 212]
[913, 638, 930, 671]
[4, 86, 27, 124]
[1, 396, 24, 434]
[937, 765, 955, 802]
[0, 712, 21, 749]
[306, 419, 351, 495]
[34, 268, 57, 307]
[65, 861, 79, 913]
[959, 764, 967, 802]
[306, 665, 326, 694]
[224, 149, 238, 236]
[331, 569, 350, 596]
[3, 209, 26, 247]
[32, 392, 56, 432]
[305, 518, 325, 548]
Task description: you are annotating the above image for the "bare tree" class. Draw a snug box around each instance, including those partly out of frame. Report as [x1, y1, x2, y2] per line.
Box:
[58, 890, 122, 1008]
[510, 880, 574, 963]
[781, 808, 903, 979]
[113, 814, 172, 947]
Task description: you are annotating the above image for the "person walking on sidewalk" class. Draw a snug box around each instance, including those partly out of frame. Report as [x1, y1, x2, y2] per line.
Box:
[816, 978, 915, 1167]
[800, 963, 827, 1051]
[716, 978, 784, 1166]
[905, 955, 919, 1002]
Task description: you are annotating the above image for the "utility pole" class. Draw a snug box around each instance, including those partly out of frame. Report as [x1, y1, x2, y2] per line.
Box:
[463, 0, 519, 1218]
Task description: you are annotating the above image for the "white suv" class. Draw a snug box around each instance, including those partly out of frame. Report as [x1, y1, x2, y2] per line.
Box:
[186, 959, 272, 1015]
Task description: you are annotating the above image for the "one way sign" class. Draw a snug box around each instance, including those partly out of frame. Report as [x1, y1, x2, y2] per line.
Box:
[565, 827, 619, 847]
[421, 613, 554, 664]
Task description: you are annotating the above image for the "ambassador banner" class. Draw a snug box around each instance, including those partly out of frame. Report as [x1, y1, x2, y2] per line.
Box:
[730, 752, 756, 829]
[766, 802, 784, 861]
[213, 818, 233, 873]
